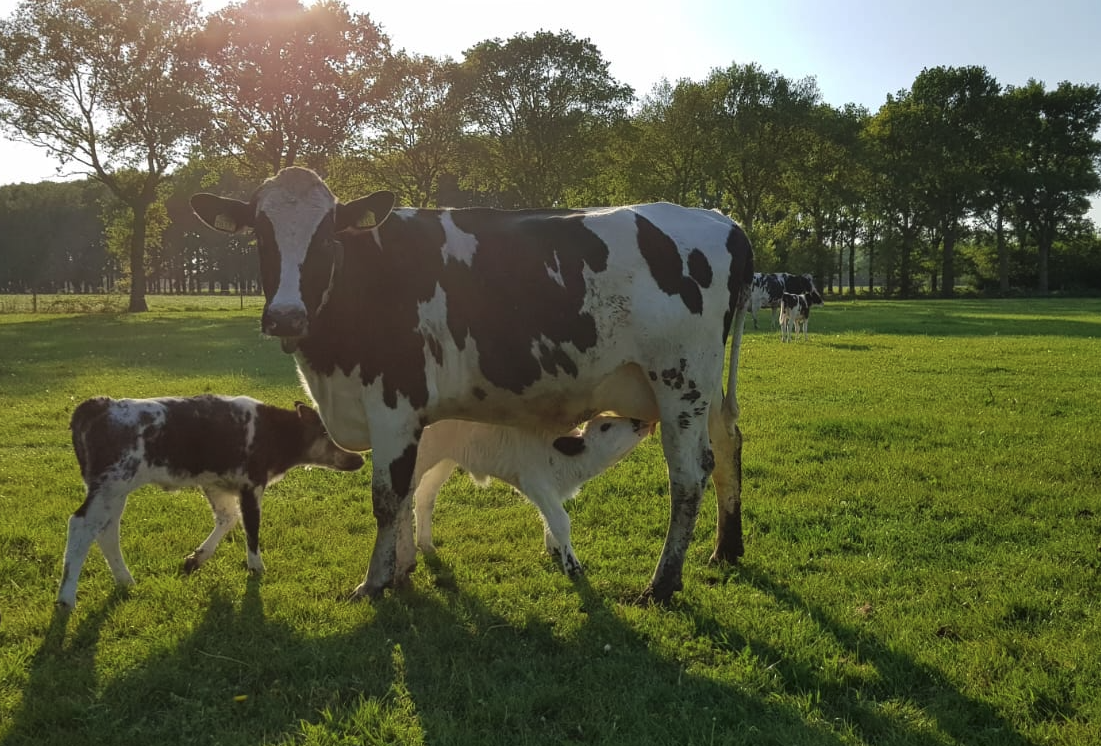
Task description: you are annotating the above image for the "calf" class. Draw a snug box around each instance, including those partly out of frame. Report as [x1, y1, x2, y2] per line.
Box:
[413, 415, 653, 577]
[750, 272, 824, 329]
[58, 395, 364, 608]
[778, 292, 811, 342]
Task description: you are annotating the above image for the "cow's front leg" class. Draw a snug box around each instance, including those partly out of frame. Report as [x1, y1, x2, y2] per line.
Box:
[354, 432, 421, 600]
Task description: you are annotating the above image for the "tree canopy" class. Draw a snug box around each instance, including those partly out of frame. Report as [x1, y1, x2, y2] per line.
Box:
[1, 3, 1099, 302]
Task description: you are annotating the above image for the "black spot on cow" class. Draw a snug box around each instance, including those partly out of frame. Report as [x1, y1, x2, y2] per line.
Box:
[473, 387, 487, 401]
[389, 441, 420, 498]
[687, 249, 713, 288]
[723, 223, 755, 342]
[299, 210, 447, 410]
[648, 370, 658, 381]
[552, 435, 587, 456]
[444, 209, 607, 394]
[681, 389, 702, 403]
[636, 215, 703, 315]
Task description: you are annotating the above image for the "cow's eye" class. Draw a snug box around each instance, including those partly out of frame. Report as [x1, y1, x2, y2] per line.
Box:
[600, 422, 612, 432]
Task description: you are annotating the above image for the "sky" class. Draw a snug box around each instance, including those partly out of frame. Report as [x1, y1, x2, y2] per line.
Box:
[1, 0, 1099, 215]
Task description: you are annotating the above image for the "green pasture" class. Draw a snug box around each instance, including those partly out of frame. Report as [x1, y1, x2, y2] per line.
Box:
[0, 298, 1098, 746]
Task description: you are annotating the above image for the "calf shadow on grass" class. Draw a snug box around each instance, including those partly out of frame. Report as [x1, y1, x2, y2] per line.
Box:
[6, 568, 868, 746]
[691, 565, 1039, 746]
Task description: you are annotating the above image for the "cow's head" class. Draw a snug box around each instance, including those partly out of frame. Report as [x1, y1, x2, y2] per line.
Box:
[190, 167, 395, 350]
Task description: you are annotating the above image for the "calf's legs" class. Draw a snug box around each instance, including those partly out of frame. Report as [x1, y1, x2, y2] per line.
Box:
[58, 485, 133, 608]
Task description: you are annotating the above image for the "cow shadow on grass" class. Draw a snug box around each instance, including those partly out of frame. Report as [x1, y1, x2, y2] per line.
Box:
[7, 566, 866, 746]
[3, 554, 1043, 746]
[690, 565, 1039, 746]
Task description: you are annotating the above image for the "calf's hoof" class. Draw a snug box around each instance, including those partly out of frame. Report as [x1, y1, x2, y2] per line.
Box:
[182, 553, 203, 574]
[349, 581, 386, 602]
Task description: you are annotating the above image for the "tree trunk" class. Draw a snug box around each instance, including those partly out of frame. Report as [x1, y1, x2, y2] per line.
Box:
[996, 206, 1009, 295]
[128, 204, 149, 313]
[941, 221, 955, 298]
[1038, 240, 1050, 294]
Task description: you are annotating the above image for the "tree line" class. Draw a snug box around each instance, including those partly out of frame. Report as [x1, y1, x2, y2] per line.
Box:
[1, 0, 1099, 310]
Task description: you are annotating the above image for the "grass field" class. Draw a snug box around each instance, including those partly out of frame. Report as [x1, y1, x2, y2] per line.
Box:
[0, 298, 1098, 746]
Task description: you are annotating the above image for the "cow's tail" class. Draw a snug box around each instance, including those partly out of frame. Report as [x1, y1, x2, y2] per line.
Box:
[70, 397, 112, 481]
[722, 224, 754, 428]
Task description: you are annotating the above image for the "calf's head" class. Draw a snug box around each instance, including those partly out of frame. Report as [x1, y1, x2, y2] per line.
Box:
[190, 168, 395, 350]
[295, 402, 366, 472]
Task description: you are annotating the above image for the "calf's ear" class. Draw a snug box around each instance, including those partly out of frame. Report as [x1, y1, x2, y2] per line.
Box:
[294, 402, 320, 423]
[190, 194, 254, 233]
[336, 191, 395, 231]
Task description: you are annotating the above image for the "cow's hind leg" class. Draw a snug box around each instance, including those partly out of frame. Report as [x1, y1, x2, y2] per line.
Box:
[58, 483, 131, 608]
[708, 397, 744, 565]
[185, 487, 241, 573]
[639, 396, 714, 605]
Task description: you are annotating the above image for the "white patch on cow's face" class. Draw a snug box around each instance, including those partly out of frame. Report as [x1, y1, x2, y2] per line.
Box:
[256, 174, 338, 318]
[438, 211, 478, 266]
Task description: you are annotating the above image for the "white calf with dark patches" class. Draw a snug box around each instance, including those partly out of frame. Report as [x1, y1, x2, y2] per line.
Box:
[778, 292, 811, 342]
[413, 415, 653, 577]
[58, 395, 363, 608]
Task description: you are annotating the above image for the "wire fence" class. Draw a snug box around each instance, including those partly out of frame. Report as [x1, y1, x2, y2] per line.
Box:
[0, 293, 268, 314]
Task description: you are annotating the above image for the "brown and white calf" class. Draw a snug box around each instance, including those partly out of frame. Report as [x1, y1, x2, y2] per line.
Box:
[414, 415, 653, 577]
[778, 292, 812, 342]
[57, 394, 364, 608]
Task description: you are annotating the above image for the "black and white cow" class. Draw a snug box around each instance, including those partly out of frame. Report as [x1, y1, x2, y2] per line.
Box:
[191, 167, 753, 604]
[413, 415, 653, 578]
[749, 272, 824, 329]
[58, 395, 364, 608]
[778, 292, 812, 342]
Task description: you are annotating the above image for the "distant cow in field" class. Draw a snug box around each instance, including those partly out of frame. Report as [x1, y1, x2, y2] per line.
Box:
[57, 395, 364, 609]
[778, 292, 812, 342]
[191, 166, 753, 604]
[749, 272, 824, 329]
[414, 415, 653, 577]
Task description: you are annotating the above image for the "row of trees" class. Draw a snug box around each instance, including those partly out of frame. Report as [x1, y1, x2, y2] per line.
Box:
[1, 0, 1100, 308]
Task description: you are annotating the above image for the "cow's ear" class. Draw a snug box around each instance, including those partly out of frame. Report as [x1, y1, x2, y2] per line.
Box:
[190, 193, 254, 234]
[336, 190, 395, 231]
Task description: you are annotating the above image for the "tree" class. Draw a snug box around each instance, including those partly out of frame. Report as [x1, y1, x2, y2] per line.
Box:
[354, 52, 465, 207]
[1007, 79, 1101, 293]
[906, 66, 1002, 297]
[705, 62, 820, 238]
[195, 0, 389, 178]
[0, 0, 208, 311]
[623, 78, 713, 205]
[458, 30, 633, 207]
[864, 93, 928, 297]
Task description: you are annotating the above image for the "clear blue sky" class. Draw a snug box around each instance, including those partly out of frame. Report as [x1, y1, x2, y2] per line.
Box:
[1, 0, 1099, 214]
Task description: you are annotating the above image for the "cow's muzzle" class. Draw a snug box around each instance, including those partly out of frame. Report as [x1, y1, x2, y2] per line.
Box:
[261, 304, 308, 350]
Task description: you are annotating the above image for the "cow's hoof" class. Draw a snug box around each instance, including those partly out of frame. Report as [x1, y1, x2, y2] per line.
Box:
[563, 556, 585, 580]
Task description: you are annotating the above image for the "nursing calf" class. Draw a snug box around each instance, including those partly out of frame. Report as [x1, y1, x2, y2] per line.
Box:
[414, 415, 653, 577]
[57, 395, 364, 608]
